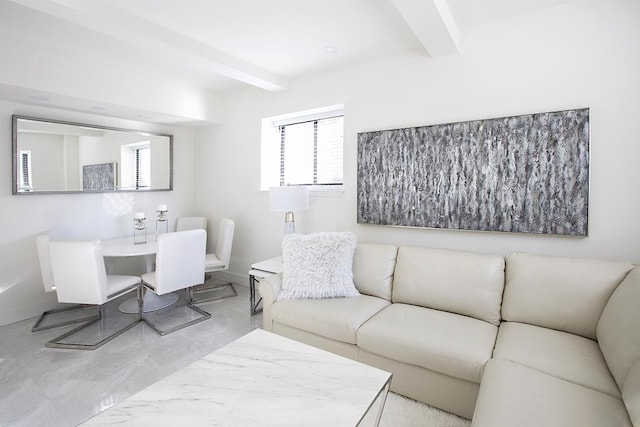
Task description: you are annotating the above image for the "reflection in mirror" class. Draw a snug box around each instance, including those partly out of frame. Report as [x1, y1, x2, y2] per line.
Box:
[12, 115, 173, 194]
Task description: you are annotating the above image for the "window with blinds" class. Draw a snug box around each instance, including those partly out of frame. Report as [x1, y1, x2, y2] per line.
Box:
[135, 146, 150, 189]
[18, 150, 32, 191]
[261, 104, 344, 191]
[278, 115, 344, 186]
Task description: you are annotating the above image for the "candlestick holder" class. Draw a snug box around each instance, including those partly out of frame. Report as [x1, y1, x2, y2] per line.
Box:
[156, 208, 168, 235]
[133, 214, 147, 245]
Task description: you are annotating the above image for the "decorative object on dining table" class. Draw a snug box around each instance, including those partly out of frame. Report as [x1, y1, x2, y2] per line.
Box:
[155, 204, 168, 235]
[269, 186, 309, 234]
[133, 212, 147, 245]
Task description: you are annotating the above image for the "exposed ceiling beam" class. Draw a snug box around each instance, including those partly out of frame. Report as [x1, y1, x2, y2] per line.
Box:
[8, 0, 288, 91]
[390, 0, 460, 57]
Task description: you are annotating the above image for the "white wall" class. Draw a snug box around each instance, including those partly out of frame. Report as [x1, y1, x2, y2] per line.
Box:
[0, 101, 198, 326]
[150, 136, 171, 189]
[194, 0, 640, 283]
[0, 28, 222, 124]
[19, 132, 67, 191]
[63, 135, 80, 190]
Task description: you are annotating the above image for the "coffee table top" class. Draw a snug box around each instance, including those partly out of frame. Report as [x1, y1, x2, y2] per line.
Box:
[81, 329, 391, 426]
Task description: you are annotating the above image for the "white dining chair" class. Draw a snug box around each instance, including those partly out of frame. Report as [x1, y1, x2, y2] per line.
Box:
[175, 216, 207, 232]
[140, 229, 211, 335]
[193, 218, 237, 304]
[31, 233, 99, 332]
[46, 239, 142, 350]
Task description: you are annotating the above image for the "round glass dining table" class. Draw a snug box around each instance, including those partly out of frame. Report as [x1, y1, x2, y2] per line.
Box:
[102, 236, 179, 313]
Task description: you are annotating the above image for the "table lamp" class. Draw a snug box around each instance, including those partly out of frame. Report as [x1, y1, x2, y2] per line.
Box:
[269, 186, 309, 234]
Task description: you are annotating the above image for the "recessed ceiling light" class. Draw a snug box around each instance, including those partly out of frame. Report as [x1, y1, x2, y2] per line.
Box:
[29, 95, 50, 102]
[323, 45, 338, 54]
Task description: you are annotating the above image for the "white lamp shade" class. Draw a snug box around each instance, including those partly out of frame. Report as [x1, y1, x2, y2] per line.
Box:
[269, 186, 309, 212]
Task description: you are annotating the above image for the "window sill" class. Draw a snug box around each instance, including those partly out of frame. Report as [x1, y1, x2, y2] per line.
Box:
[260, 185, 344, 197]
[309, 185, 344, 197]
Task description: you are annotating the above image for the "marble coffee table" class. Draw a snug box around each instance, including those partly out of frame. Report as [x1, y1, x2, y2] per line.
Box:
[81, 329, 392, 426]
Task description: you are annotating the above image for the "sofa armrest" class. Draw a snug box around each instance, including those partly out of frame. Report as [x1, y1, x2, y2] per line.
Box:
[258, 273, 282, 332]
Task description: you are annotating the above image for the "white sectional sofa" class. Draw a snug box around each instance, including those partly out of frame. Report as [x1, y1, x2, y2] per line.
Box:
[259, 243, 640, 426]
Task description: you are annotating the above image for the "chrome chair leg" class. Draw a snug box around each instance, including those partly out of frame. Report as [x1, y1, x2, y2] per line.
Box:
[186, 287, 193, 305]
[45, 317, 140, 350]
[137, 284, 145, 320]
[142, 287, 211, 336]
[45, 290, 142, 350]
[191, 280, 238, 305]
[31, 304, 99, 332]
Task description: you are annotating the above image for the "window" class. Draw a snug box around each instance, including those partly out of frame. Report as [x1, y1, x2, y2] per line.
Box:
[120, 142, 150, 190]
[262, 105, 344, 191]
[17, 150, 32, 192]
[135, 146, 150, 189]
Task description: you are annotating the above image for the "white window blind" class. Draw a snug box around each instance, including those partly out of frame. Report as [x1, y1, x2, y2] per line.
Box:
[278, 115, 343, 186]
[18, 150, 32, 191]
[135, 147, 150, 189]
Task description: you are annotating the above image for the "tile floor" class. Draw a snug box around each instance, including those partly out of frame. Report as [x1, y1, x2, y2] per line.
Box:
[0, 283, 261, 427]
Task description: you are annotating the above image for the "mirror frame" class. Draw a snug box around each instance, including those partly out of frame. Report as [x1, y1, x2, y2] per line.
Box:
[12, 115, 173, 195]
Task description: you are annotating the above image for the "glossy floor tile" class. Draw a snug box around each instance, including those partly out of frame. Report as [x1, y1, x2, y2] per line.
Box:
[0, 283, 261, 427]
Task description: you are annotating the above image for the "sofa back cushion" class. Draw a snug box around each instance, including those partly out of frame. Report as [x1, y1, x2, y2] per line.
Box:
[353, 243, 398, 301]
[597, 267, 640, 392]
[503, 253, 633, 340]
[392, 246, 505, 325]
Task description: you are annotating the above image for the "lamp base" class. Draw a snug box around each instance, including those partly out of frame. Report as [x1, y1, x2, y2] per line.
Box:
[284, 211, 295, 234]
[283, 222, 295, 234]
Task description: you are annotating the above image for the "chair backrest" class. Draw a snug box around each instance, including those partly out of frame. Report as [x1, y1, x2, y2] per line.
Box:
[154, 229, 206, 295]
[176, 216, 207, 232]
[49, 240, 109, 305]
[214, 218, 235, 267]
[36, 233, 55, 293]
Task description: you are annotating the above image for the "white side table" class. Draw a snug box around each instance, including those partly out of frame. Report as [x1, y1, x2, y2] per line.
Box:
[248, 256, 283, 315]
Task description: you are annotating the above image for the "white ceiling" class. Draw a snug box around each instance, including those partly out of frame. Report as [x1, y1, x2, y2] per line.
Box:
[0, 0, 574, 123]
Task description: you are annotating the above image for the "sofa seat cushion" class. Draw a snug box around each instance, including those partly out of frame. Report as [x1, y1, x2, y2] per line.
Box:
[271, 295, 389, 345]
[472, 359, 632, 427]
[493, 321, 621, 398]
[357, 303, 497, 383]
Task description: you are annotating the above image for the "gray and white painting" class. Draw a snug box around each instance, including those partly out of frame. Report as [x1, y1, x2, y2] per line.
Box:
[83, 162, 117, 191]
[357, 108, 589, 236]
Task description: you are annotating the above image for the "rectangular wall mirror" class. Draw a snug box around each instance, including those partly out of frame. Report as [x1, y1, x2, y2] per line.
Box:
[12, 115, 173, 194]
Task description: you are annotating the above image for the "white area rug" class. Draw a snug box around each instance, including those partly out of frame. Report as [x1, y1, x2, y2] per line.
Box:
[380, 393, 472, 427]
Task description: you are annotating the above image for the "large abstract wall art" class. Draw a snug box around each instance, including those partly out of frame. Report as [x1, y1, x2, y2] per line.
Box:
[357, 108, 590, 236]
[83, 162, 117, 191]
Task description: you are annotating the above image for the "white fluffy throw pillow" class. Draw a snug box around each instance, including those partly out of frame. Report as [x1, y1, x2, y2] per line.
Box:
[278, 231, 360, 301]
